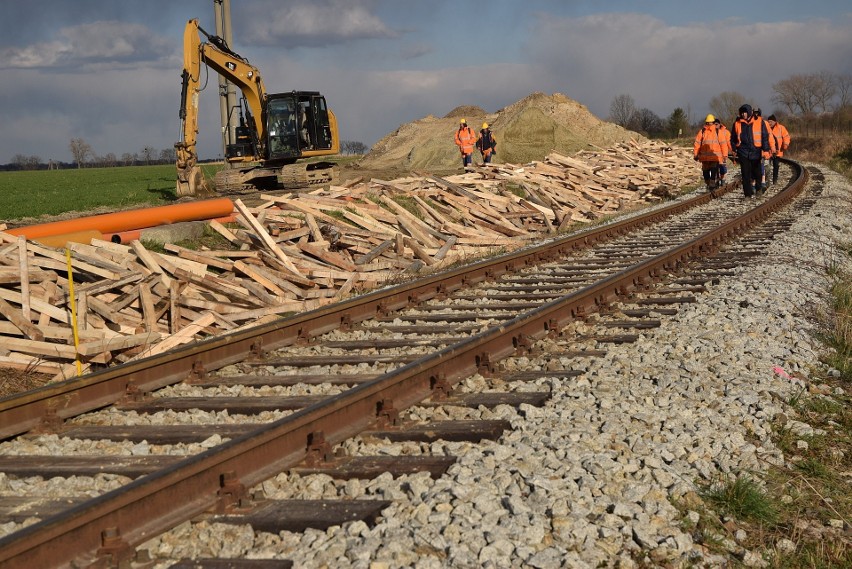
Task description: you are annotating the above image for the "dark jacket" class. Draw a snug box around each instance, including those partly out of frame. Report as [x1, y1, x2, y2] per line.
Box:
[731, 104, 770, 161]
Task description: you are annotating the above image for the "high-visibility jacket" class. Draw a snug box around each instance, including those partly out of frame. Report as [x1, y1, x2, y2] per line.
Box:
[455, 126, 476, 155]
[732, 116, 770, 161]
[769, 122, 791, 157]
[693, 124, 725, 163]
[763, 120, 777, 159]
[717, 124, 732, 159]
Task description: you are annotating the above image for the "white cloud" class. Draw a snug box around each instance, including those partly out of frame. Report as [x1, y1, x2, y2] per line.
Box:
[0, 21, 174, 69]
[241, 0, 397, 47]
[523, 13, 852, 120]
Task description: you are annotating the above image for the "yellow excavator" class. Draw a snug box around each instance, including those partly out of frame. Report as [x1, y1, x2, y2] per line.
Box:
[175, 18, 340, 196]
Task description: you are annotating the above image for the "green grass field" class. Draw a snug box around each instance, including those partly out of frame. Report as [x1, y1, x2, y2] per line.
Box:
[0, 157, 360, 224]
[0, 164, 191, 222]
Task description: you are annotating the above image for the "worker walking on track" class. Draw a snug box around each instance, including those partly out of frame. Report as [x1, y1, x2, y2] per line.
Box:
[731, 104, 771, 198]
[752, 108, 775, 192]
[714, 118, 731, 188]
[454, 118, 477, 168]
[693, 114, 725, 194]
[476, 123, 497, 164]
[766, 114, 791, 185]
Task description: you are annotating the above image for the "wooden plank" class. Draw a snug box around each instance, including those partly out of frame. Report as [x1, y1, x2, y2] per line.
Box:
[233, 260, 293, 298]
[130, 241, 172, 288]
[164, 244, 234, 272]
[17, 237, 31, 322]
[0, 296, 44, 342]
[233, 199, 302, 276]
[297, 242, 357, 272]
[0, 287, 69, 325]
[354, 239, 393, 265]
[76, 332, 160, 357]
[208, 219, 249, 247]
[131, 312, 216, 360]
[26, 243, 124, 280]
[138, 281, 158, 332]
[0, 336, 79, 359]
[403, 237, 434, 266]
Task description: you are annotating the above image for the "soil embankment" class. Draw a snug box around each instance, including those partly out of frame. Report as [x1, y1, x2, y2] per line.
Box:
[356, 92, 640, 172]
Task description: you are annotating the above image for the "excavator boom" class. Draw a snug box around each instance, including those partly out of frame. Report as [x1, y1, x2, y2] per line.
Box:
[175, 18, 339, 196]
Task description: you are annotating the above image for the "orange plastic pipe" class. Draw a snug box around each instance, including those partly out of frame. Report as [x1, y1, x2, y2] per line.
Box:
[33, 230, 104, 248]
[104, 230, 142, 244]
[7, 198, 235, 240]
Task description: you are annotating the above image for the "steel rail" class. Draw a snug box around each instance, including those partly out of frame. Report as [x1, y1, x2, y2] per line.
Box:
[0, 179, 719, 441]
[0, 159, 807, 568]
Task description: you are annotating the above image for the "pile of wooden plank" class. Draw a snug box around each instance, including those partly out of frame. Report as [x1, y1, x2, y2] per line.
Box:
[0, 138, 695, 379]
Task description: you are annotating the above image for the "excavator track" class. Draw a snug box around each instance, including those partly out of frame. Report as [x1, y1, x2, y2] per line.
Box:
[277, 162, 339, 189]
[213, 163, 339, 193]
[213, 168, 251, 193]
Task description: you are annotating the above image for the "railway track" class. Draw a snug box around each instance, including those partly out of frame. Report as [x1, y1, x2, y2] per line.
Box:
[0, 159, 812, 567]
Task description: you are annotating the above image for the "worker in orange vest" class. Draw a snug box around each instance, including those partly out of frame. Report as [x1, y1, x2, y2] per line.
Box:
[731, 104, 771, 198]
[752, 108, 776, 191]
[454, 118, 477, 168]
[693, 114, 725, 193]
[766, 114, 791, 185]
[714, 118, 732, 188]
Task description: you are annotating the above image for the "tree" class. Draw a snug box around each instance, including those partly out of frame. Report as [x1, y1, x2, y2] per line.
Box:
[140, 146, 157, 165]
[837, 73, 852, 110]
[11, 154, 41, 170]
[709, 91, 746, 125]
[121, 152, 135, 166]
[341, 140, 368, 155]
[69, 138, 93, 168]
[666, 108, 689, 138]
[772, 72, 837, 116]
[608, 94, 636, 128]
[628, 108, 664, 137]
[159, 148, 177, 163]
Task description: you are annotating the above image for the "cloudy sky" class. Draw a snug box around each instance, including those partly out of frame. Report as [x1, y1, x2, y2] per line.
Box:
[2, 0, 850, 164]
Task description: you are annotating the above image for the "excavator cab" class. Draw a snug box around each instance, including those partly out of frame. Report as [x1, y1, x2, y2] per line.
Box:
[265, 92, 333, 162]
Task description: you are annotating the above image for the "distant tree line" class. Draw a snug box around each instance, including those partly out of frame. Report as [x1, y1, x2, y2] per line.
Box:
[3, 138, 371, 171]
[2, 140, 180, 172]
[609, 70, 852, 139]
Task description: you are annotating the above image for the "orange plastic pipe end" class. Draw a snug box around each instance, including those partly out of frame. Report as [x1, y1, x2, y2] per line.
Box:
[7, 198, 235, 240]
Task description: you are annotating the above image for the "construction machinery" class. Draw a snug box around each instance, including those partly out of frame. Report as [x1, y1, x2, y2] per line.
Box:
[175, 18, 340, 196]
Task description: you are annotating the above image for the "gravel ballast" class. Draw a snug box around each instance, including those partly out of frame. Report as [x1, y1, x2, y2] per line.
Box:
[11, 165, 851, 567]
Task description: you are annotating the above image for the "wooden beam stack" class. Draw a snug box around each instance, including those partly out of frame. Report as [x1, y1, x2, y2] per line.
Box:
[0, 138, 695, 378]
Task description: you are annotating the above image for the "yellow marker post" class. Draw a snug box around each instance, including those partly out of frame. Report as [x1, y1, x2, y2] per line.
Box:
[65, 248, 83, 376]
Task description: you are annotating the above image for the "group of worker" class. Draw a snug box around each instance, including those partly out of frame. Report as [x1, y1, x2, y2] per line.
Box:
[454, 118, 497, 167]
[693, 104, 791, 198]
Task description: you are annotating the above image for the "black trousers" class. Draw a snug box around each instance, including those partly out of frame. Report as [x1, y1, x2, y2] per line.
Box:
[770, 156, 781, 183]
[739, 158, 761, 195]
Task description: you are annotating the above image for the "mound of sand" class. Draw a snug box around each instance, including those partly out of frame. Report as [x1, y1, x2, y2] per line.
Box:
[359, 92, 640, 171]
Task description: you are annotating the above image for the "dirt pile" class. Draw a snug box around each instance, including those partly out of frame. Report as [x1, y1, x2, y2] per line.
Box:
[358, 92, 640, 171]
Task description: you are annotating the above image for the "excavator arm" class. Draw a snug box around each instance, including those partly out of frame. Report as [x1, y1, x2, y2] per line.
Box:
[175, 18, 268, 196]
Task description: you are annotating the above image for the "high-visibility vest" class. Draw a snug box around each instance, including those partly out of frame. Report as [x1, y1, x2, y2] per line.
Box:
[454, 126, 476, 154]
[693, 125, 725, 163]
[733, 116, 769, 159]
[717, 125, 731, 157]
